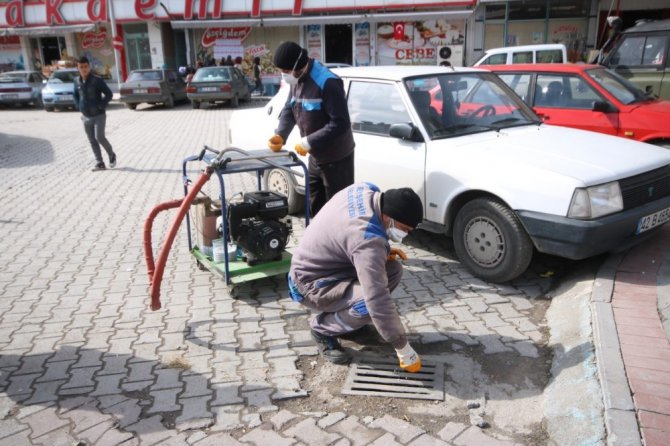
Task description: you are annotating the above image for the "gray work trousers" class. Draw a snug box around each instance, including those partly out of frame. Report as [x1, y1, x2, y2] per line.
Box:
[82, 113, 114, 164]
[300, 261, 404, 343]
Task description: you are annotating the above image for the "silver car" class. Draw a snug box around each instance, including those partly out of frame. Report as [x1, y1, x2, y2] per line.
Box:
[42, 68, 78, 112]
[120, 69, 187, 110]
[186, 66, 250, 109]
[0, 70, 46, 107]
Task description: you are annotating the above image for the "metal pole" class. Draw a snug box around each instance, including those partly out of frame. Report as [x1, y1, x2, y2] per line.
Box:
[108, 0, 122, 91]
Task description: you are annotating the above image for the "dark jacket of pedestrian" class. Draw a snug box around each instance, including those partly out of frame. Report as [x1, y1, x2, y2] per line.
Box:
[73, 72, 113, 117]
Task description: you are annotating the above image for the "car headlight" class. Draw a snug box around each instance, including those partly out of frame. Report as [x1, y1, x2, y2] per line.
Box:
[568, 181, 623, 219]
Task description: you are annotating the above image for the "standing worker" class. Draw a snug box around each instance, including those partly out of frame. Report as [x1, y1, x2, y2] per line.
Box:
[73, 56, 117, 172]
[287, 182, 423, 372]
[268, 41, 355, 216]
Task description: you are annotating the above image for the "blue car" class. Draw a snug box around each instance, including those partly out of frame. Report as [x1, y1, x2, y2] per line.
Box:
[42, 68, 78, 111]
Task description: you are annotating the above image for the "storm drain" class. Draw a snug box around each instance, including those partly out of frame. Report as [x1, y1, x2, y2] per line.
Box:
[341, 357, 444, 400]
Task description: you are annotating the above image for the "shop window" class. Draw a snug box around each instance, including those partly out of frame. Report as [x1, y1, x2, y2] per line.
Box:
[508, 0, 547, 21]
[549, 0, 589, 19]
[485, 4, 506, 21]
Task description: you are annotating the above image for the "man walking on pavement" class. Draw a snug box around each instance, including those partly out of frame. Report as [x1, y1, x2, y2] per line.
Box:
[268, 41, 355, 216]
[287, 182, 423, 372]
[74, 56, 117, 172]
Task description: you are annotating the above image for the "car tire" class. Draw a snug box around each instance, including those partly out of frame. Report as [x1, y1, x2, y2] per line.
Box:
[453, 197, 533, 283]
[126, 103, 137, 110]
[263, 168, 303, 214]
[165, 94, 175, 108]
[192, 100, 201, 109]
[45, 106, 54, 112]
[230, 95, 239, 108]
[655, 141, 670, 149]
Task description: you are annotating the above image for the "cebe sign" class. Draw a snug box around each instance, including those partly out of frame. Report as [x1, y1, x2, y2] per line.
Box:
[395, 47, 436, 60]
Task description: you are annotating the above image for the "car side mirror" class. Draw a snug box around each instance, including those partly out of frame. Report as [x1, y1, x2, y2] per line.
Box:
[389, 123, 424, 142]
[592, 100, 614, 113]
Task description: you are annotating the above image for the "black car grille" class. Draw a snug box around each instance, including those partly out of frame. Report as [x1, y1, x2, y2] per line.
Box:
[619, 164, 670, 210]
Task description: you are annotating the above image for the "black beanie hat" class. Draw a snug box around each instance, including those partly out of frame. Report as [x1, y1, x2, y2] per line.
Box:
[381, 188, 423, 229]
[273, 41, 308, 71]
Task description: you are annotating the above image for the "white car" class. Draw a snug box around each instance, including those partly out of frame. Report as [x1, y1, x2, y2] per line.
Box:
[230, 66, 670, 282]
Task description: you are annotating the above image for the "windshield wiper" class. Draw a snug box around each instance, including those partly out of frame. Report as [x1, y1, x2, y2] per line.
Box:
[489, 117, 536, 129]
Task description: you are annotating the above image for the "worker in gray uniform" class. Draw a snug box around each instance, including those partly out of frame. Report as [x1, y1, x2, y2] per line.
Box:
[287, 182, 423, 372]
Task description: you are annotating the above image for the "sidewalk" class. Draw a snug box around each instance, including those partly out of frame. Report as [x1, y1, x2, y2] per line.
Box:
[594, 224, 670, 445]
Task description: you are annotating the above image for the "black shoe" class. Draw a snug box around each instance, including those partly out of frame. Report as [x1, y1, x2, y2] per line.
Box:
[109, 154, 117, 168]
[92, 163, 106, 171]
[311, 329, 350, 364]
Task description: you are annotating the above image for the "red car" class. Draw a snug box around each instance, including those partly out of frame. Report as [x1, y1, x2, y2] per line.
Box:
[480, 63, 670, 148]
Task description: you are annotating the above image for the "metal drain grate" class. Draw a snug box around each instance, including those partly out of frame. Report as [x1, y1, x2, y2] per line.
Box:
[341, 357, 444, 400]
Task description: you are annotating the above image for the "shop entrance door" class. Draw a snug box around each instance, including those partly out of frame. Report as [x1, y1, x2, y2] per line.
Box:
[124, 24, 152, 72]
[325, 25, 352, 65]
[41, 37, 64, 67]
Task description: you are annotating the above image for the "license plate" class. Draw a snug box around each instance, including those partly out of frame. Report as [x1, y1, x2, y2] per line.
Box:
[57, 95, 73, 101]
[200, 87, 217, 92]
[1, 94, 18, 99]
[134, 88, 148, 94]
[636, 206, 670, 234]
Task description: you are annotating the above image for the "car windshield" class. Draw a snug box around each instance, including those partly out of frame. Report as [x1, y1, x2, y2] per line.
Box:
[585, 67, 649, 104]
[49, 71, 77, 84]
[0, 73, 26, 83]
[127, 70, 163, 81]
[192, 68, 232, 82]
[403, 73, 539, 139]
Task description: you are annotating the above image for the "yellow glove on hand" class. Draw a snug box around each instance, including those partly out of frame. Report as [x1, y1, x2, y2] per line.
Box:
[294, 137, 311, 157]
[388, 247, 408, 261]
[268, 134, 284, 152]
[396, 343, 422, 373]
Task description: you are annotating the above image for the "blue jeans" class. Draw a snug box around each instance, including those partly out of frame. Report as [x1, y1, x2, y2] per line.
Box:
[82, 113, 115, 164]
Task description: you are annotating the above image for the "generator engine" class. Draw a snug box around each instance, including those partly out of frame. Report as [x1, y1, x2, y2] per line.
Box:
[226, 191, 291, 266]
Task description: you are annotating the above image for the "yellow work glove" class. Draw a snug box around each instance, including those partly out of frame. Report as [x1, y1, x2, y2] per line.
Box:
[388, 247, 408, 261]
[396, 343, 422, 373]
[268, 134, 284, 152]
[294, 137, 311, 157]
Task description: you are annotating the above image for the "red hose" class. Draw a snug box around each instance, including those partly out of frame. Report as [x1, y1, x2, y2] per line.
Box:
[144, 199, 184, 285]
[146, 169, 213, 310]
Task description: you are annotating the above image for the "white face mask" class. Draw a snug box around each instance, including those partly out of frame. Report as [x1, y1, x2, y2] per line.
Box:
[281, 72, 299, 85]
[386, 219, 408, 243]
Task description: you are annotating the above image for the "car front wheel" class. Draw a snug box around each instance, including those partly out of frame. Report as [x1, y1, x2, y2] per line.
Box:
[263, 168, 303, 214]
[126, 103, 137, 110]
[192, 100, 200, 109]
[453, 197, 533, 283]
[165, 94, 175, 108]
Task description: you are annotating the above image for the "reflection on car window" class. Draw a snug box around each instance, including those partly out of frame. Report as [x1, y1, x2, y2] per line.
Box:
[586, 68, 646, 104]
[512, 51, 532, 63]
[609, 36, 666, 67]
[50, 71, 77, 83]
[535, 74, 600, 109]
[536, 50, 563, 63]
[642, 36, 667, 65]
[497, 73, 532, 102]
[128, 70, 162, 81]
[484, 54, 507, 65]
[193, 68, 232, 82]
[348, 81, 411, 135]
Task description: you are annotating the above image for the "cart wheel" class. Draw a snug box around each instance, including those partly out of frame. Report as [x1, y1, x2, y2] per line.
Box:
[196, 260, 207, 271]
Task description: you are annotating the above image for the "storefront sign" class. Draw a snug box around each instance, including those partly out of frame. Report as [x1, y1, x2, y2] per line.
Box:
[201, 27, 251, 48]
[0, 35, 23, 71]
[82, 28, 108, 49]
[376, 20, 464, 66]
[2, 0, 107, 27]
[245, 44, 270, 57]
[306, 25, 322, 61]
[355, 23, 370, 67]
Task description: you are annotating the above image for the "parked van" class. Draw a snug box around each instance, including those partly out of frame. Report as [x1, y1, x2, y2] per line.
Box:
[601, 19, 670, 100]
[473, 44, 567, 66]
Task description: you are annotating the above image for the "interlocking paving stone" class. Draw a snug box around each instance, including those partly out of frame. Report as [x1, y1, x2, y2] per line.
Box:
[284, 418, 341, 445]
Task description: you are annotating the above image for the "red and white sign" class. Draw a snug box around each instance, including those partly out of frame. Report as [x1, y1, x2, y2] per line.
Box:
[393, 22, 405, 41]
[201, 27, 251, 48]
[112, 35, 124, 51]
[82, 28, 108, 49]
[245, 44, 269, 57]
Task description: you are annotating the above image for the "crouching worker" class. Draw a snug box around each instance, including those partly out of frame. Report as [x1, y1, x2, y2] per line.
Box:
[287, 182, 423, 372]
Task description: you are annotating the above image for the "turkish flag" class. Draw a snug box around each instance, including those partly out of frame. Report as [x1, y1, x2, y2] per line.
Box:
[393, 22, 405, 40]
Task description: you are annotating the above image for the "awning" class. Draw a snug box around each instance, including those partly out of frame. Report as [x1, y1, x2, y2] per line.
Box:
[170, 9, 473, 29]
[0, 24, 96, 37]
